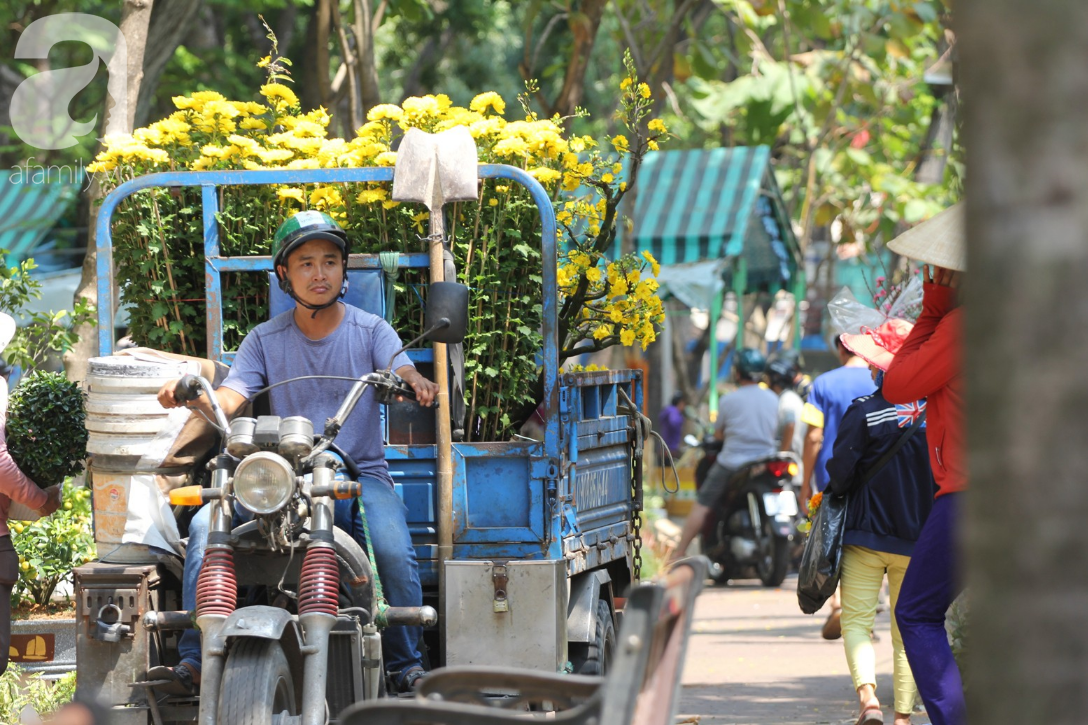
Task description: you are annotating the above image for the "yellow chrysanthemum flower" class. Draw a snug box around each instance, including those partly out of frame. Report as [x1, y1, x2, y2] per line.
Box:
[309, 186, 343, 209]
[261, 83, 299, 109]
[411, 211, 430, 234]
[374, 151, 397, 167]
[468, 117, 506, 139]
[277, 188, 305, 204]
[240, 118, 267, 131]
[620, 328, 636, 346]
[529, 167, 562, 185]
[611, 135, 629, 153]
[367, 104, 404, 122]
[648, 118, 667, 134]
[592, 324, 613, 341]
[638, 83, 651, 99]
[586, 267, 602, 283]
[469, 91, 506, 116]
[257, 148, 294, 164]
[356, 188, 389, 204]
[648, 140, 659, 151]
[493, 136, 529, 157]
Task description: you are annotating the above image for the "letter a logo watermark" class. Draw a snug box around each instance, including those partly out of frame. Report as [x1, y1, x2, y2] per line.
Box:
[10, 13, 128, 150]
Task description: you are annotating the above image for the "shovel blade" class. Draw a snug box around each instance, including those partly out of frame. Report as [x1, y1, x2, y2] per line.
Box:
[392, 126, 479, 209]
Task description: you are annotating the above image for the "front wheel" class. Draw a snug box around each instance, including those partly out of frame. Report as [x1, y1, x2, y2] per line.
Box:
[217, 639, 298, 725]
[569, 599, 615, 675]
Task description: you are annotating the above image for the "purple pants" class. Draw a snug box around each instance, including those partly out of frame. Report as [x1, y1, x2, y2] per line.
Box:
[895, 492, 965, 725]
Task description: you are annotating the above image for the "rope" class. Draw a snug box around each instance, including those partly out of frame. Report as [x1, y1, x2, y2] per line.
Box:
[617, 387, 681, 494]
[357, 494, 390, 626]
[379, 251, 400, 324]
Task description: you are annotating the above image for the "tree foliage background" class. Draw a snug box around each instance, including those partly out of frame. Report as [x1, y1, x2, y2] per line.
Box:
[0, 0, 961, 403]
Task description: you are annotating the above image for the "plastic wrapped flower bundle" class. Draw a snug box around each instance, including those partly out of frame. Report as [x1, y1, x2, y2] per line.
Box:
[89, 51, 669, 440]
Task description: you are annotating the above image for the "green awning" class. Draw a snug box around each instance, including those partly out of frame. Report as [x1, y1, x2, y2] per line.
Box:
[0, 169, 81, 266]
[630, 146, 801, 289]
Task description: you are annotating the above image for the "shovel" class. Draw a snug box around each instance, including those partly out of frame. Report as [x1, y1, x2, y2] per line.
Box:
[392, 126, 478, 598]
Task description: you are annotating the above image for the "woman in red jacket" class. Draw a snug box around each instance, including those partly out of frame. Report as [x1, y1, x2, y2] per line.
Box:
[882, 223, 966, 725]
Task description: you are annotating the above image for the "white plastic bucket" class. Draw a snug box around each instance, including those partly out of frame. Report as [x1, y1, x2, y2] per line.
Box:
[85, 356, 192, 471]
[85, 356, 194, 562]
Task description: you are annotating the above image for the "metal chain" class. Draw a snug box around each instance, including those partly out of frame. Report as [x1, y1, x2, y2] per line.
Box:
[631, 497, 643, 582]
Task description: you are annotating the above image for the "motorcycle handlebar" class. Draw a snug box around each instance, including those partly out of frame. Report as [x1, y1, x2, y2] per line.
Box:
[175, 374, 204, 403]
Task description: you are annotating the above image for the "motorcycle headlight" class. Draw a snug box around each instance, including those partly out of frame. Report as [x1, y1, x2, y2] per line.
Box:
[233, 451, 295, 515]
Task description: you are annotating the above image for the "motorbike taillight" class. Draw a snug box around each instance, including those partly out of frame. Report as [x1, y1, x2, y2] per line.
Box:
[766, 460, 798, 479]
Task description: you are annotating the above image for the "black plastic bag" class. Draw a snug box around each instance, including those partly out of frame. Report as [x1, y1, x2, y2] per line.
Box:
[797, 493, 849, 614]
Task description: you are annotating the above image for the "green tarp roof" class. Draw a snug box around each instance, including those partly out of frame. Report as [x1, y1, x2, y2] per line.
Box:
[630, 146, 801, 288]
[0, 169, 81, 266]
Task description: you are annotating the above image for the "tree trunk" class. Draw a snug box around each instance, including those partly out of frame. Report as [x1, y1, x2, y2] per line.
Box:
[960, 1, 1088, 722]
[63, 0, 154, 382]
[133, 0, 204, 128]
[300, 0, 333, 112]
[549, 0, 608, 118]
[352, 0, 381, 116]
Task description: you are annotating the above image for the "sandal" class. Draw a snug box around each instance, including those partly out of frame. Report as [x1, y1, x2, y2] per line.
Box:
[821, 607, 842, 640]
[856, 705, 884, 725]
[147, 663, 198, 697]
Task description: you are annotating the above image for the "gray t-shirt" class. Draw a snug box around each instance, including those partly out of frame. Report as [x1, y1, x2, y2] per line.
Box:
[777, 388, 805, 482]
[220, 305, 412, 485]
[715, 384, 780, 470]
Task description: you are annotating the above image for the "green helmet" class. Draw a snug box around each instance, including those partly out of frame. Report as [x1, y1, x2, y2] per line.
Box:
[271, 210, 349, 286]
[734, 347, 767, 382]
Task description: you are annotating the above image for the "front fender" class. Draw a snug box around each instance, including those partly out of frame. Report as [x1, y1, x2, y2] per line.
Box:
[220, 605, 300, 643]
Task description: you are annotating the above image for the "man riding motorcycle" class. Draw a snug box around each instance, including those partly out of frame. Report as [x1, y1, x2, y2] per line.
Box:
[153, 211, 438, 696]
[670, 348, 779, 560]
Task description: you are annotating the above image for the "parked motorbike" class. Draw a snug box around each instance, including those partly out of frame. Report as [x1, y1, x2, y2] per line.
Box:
[163, 282, 467, 725]
[685, 434, 800, 587]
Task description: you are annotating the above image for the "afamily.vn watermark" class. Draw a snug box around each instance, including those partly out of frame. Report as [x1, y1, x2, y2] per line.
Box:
[6, 158, 94, 191]
[8, 13, 128, 151]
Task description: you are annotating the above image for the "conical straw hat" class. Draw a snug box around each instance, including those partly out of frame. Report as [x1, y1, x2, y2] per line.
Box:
[887, 202, 965, 272]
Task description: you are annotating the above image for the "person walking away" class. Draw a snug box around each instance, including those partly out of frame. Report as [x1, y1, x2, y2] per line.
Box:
[658, 391, 687, 461]
[881, 204, 967, 725]
[802, 335, 875, 637]
[671, 349, 779, 560]
[0, 312, 63, 675]
[828, 320, 937, 725]
[766, 355, 805, 486]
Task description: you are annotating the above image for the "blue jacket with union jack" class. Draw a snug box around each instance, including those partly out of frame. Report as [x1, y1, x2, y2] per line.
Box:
[825, 389, 937, 557]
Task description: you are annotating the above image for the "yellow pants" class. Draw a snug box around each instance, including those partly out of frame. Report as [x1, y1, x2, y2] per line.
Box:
[840, 545, 918, 714]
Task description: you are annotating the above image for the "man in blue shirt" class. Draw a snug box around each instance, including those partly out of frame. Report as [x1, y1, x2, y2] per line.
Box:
[671, 349, 779, 560]
[153, 212, 438, 696]
[801, 337, 874, 503]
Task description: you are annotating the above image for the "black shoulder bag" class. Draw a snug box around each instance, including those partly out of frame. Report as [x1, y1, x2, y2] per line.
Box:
[796, 409, 927, 614]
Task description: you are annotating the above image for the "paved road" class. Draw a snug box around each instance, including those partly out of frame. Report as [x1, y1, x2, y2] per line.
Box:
[676, 574, 931, 725]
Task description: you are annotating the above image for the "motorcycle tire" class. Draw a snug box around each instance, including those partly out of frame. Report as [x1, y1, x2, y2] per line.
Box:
[569, 599, 615, 676]
[217, 638, 298, 725]
[757, 529, 792, 588]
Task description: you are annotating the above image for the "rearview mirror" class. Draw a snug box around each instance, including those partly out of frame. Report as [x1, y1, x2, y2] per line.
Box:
[683, 434, 699, 448]
[425, 282, 469, 344]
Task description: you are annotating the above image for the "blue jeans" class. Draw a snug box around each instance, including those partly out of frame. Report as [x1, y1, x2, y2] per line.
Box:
[178, 475, 424, 685]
